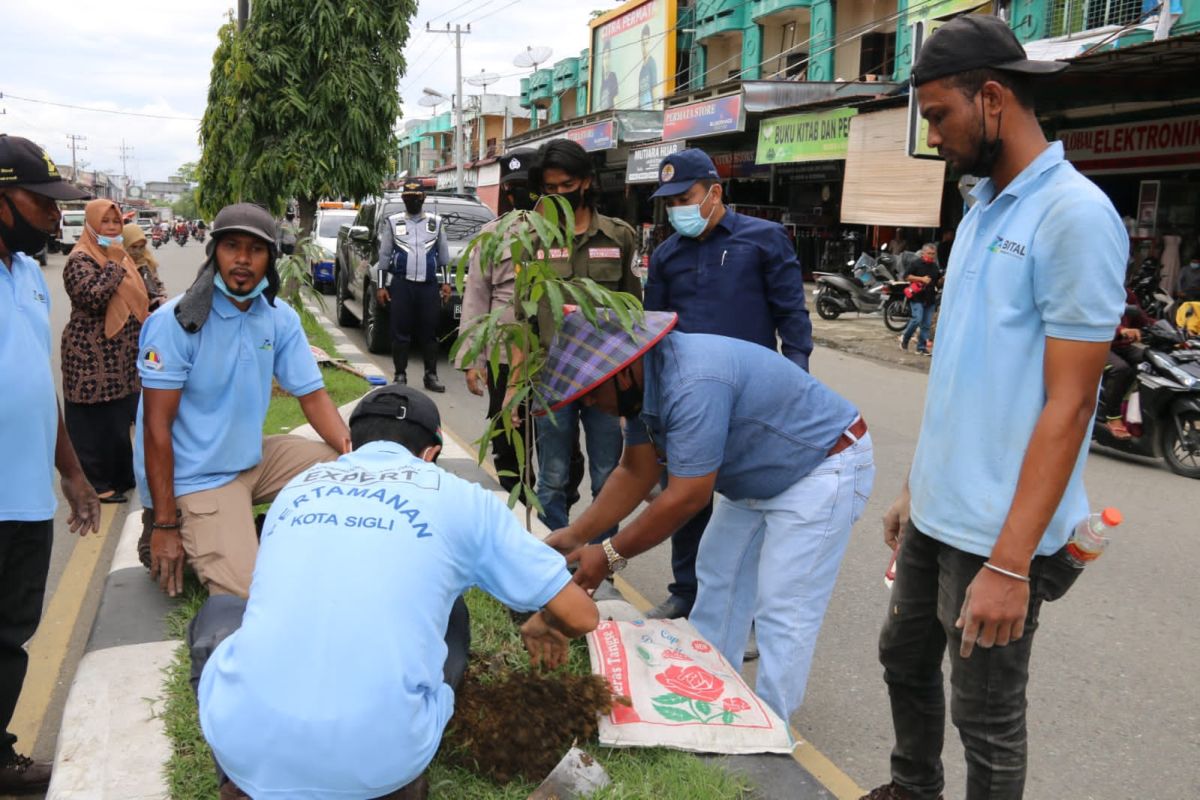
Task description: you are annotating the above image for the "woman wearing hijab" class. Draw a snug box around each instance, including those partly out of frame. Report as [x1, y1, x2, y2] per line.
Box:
[121, 222, 167, 310]
[61, 200, 152, 502]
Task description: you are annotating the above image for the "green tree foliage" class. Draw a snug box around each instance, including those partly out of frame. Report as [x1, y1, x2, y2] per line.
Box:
[197, 1, 417, 233]
[171, 188, 199, 222]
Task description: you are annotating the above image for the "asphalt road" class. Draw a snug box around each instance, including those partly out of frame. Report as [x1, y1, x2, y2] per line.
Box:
[328, 302, 1200, 800]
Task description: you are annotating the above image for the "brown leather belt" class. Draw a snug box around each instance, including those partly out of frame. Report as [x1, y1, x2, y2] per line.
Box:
[827, 416, 868, 457]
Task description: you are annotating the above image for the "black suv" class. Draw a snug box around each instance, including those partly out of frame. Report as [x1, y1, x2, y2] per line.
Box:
[333, 193, 495, 353]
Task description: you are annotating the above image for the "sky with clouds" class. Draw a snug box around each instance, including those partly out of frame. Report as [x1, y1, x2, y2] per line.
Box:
[2, 0, 601, 185]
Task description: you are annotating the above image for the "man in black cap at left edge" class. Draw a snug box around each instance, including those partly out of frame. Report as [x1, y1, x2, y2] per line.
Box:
[0, 134, 100, 793]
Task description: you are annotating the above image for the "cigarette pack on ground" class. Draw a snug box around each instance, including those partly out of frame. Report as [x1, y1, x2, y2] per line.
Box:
[586, 618, 795, 755]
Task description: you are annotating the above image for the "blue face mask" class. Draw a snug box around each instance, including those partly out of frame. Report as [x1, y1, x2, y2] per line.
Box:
[93, 229, 123, 249]
[666, 186, 714, 238]
[213, 271, 269, 301]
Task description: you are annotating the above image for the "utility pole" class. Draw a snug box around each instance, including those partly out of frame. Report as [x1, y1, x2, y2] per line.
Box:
[118, 140, 134, 202]
[427, 23, 471, 193]
[66, 134, 87, 181]
[237, 0, 249, 31]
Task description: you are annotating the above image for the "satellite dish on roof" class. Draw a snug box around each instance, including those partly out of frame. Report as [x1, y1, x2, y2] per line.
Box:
[418, 89, 448, 116]
[513, 45, 552, 71]
[466, 70, 501, 90]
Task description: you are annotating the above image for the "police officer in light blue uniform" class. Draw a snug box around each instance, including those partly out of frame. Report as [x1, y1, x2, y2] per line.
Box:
[0, 134, 98, 794]
[192, 385, 598, 800]
[375, 181, 451, 392]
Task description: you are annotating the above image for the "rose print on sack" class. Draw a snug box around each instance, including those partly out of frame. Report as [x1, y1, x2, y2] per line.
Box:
[651, 666, 750, 724]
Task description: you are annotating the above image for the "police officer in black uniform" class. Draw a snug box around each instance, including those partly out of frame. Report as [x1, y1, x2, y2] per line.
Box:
[376, 181, 450, 392]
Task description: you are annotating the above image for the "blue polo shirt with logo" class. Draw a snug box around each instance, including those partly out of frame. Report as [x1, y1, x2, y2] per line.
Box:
[133, 292, 324, 505]
[909, 142, 1127, 558]
[0, 252, 58, 521]
[624, 332, 858, 501]
[198, 442, 572, 799]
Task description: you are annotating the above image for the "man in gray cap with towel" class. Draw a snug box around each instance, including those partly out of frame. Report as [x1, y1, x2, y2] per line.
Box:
[136, 203, 352, 600]
[860, 15, 1126, 800]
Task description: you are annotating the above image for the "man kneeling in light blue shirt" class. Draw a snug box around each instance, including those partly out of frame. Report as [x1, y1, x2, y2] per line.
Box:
[192, 385, 599, 800]
[543, 309, 875, 721]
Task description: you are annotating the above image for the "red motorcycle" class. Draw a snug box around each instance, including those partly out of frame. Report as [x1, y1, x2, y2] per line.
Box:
[151, 228, 165, 249]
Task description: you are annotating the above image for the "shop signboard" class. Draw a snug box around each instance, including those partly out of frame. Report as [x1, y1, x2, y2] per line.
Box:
[1059, 114, 1200, 174]
[627, 140, 683, 183]
[566, 119, 617, 152]
[906, 19, 944, 159]
[756, 108, 857, 164]
[662, 94, 745, 141]
[589, 0, 677, 113]
[712, 150, 770, 179]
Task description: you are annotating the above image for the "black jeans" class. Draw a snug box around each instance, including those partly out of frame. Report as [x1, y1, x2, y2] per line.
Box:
[0, 520, 53, 763]
[1100, 344, 1142, 419]
[879, 523, 1080, 800]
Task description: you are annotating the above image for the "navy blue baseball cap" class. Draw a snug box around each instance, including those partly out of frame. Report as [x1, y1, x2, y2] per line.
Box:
[650, 148, 720, 199]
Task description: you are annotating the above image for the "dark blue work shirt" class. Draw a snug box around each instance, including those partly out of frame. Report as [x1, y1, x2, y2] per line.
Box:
[644, 209, 813, 370]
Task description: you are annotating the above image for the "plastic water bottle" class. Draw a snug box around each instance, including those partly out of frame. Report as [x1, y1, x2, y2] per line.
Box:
[1065, 507, 1123, 568]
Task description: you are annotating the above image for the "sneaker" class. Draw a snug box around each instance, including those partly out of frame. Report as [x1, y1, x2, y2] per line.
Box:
[916, 349, 929, 356]
[646, 595, 692, 619]
[899, 336, 909, 351]
[859, 782, 943, 800]
[0, 753, 51, 794]
[393, 372, 407, 385]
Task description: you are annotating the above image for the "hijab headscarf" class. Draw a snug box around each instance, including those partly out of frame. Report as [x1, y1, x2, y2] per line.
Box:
[69, 200, 149, 338]
[120, 222, 159, 273]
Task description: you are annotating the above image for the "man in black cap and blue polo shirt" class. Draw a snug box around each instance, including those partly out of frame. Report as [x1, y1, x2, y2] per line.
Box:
[0, 134, 99, 794]
[137, 203, 352, 601]
[861, 15, 1126, 800]
[541, 308, 873, 722]
[640, 147, 814, 622]
[376, 180, 451, 391]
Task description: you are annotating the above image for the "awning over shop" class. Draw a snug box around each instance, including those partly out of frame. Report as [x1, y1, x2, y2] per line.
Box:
[841, 107, 946, 228]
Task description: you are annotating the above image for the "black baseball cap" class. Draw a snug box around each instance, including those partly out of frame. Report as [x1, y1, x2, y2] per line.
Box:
[207, 203, 279, 256]
[650, 148, 720, 199]
[349, 385, 442, 444]
[910, 14, 1068, 87]
[500, 149, 536, 184]
[0, 134, 89, 200]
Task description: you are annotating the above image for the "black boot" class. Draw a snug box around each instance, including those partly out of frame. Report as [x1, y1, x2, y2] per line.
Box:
[422, 341, 445, 393]
[392, 343, 410, 385]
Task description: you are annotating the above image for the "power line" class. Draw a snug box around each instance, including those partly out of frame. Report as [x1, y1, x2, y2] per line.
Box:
[66, 134, 86, 177]
[3, 93, 200, 121]
[425, 0, 489, 25]
[467, 0, 523, 25]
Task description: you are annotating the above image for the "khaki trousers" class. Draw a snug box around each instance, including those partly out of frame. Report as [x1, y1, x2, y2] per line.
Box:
[177, 435, 337, 597]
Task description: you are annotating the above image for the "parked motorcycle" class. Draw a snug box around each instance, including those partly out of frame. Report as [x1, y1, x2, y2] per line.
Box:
[1093, 318, 1200, 478]
[812, 246, 898, 320]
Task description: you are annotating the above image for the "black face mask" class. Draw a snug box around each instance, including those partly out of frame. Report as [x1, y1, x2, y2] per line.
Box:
[403, 197, 424, 215]
[963, 99, 1003, 179]
[614, 374, 643, 419]
[507, 185, 538, 212]
[0, 195, 52, 257]
[556, 188, 584, 211]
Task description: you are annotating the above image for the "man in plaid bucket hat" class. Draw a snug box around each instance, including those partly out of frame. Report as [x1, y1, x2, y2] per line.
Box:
[542, 308, 875, 720]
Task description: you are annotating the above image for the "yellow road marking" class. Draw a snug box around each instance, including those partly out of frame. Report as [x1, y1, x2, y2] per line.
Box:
[9, 504, 119, 749]
[443, 419, 866, 798]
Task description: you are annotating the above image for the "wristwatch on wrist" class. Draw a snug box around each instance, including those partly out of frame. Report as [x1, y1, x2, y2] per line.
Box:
[602, 539, 628, 573]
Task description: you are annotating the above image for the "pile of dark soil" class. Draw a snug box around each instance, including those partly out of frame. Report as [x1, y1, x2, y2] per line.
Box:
[439, 658, 615, 784]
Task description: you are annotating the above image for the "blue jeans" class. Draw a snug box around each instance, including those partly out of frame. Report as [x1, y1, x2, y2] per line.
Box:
[535, 402, 622, 536]
[902, 301, 935, 352]
[690, 435, 875, 720]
